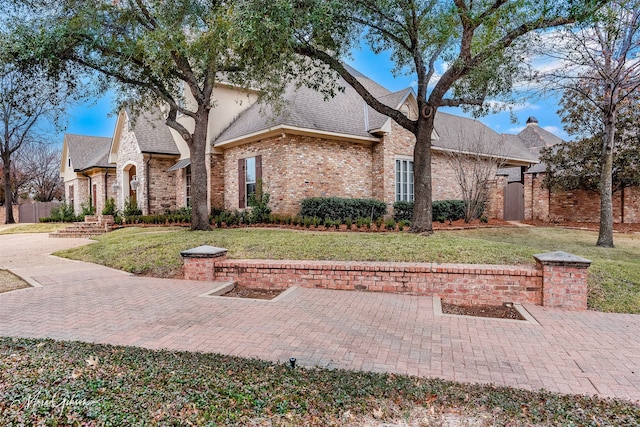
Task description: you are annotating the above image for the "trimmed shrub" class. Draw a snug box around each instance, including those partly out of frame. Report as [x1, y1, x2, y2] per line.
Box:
[41, 201, 79, 223]
[102, 197, 118, 216]
[392, 201, 413, 222]
[392, 200, 466, 223]
[300, 197, 387, 222]
[433, 200, 465, 222]
[247, 180, 271, 224]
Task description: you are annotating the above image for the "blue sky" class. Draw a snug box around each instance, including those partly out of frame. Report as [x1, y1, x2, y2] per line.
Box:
[60, 46, 568, 143]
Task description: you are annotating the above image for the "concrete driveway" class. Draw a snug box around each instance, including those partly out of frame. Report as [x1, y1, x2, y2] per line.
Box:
[0, 232, 639, 403]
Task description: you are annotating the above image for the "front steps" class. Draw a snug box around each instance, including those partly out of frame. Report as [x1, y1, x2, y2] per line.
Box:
[49, 215, 115, 238]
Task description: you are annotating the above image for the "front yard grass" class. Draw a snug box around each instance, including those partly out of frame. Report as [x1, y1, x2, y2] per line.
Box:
[54, 226, 640, 314]
[1, 337, 638, 426]
[0, 223, 66, 234]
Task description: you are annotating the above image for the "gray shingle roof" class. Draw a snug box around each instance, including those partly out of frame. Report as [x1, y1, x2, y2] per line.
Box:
[517, 124, 564, 148]
[65, 134, 113, 171]
[214, 68, 538, 164]
[433, 113, 537, 163]
[131, 110, 180, 155]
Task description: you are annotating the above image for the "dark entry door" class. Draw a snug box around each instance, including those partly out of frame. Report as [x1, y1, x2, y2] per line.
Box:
[503, 182, 524, 221]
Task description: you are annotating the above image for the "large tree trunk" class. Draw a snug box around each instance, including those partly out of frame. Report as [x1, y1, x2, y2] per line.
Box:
[597, 115, 615, 248]
[2, 154, 15, 224]
[189, 111, 211, 231]
[411, 116, 434, 234]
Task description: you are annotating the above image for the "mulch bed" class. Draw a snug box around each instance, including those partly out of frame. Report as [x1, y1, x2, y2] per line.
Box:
[222, 286, 284, 300]
[441, 302, 525, 320]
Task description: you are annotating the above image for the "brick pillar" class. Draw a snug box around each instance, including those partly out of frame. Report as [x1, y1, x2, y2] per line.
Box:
[534, 251, 591, 310]
[181, 246, 228, 281]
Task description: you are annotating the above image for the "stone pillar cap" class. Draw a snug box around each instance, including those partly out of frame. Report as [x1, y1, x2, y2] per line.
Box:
[180, 245, 228, 258]
[533, 251, 592, 266]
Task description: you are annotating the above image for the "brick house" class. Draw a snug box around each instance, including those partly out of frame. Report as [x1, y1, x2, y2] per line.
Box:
[60, 66, 539, 218]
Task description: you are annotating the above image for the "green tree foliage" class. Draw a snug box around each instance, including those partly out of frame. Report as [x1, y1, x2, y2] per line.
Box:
[9, 0, 290, 231]
[239, 0, 603, 233]
[541, 88, 640, 193]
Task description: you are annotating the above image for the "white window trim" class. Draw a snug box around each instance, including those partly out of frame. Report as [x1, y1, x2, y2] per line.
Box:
[395, 157, 414, 202]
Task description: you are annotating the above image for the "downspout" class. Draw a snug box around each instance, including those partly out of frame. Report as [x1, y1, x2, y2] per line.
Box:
[146, 154, 152, 214]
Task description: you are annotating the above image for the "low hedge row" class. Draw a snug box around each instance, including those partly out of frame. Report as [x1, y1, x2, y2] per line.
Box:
[393, 200, 467, 223]
[300, 197, 387, 221]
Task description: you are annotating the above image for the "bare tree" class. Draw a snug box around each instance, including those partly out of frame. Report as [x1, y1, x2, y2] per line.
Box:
[0, 61, 67, 223]
[17, 141, 63, 202]
[539, 0, 640, 247]
[444, 129, 508, 222]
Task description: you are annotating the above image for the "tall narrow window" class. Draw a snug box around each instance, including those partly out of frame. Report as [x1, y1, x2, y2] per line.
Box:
[245, 157, 256, 202]
[395, 159, 414, 202]
[69, 185, 74, 207]
[238, 155, 262, 208]
[185, 165, 192, 207]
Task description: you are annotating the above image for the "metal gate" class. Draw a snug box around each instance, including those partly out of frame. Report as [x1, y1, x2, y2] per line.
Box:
[503, 182, 524, 221]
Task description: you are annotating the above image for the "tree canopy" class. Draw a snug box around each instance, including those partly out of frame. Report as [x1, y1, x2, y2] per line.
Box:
[541, 86, 640, 194]
[240, 0, 604, 233]
[9, 0, 292, 230]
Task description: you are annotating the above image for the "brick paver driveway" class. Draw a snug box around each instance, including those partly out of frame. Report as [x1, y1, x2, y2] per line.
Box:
[1, 233, 639, 403]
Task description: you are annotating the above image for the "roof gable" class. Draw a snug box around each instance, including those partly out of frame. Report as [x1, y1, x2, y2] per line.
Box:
[64, 134, 113, 172]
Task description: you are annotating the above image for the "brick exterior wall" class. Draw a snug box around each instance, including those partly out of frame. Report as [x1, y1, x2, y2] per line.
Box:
[209, 153, 225, 210]
[224, 135, 375, 215]
[524, 172, 640, 223]
[486, 176, 506, 219]
[147, 156, 178, 213]
[380, 123, 414, 207]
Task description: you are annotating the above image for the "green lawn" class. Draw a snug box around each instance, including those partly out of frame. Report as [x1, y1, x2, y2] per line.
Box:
[0, 223, 66, 234]
[55, 226, 640, 313]
[1, 337, 638, 426]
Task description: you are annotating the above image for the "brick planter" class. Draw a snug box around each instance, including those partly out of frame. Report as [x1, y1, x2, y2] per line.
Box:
[181, 248, 591, 310]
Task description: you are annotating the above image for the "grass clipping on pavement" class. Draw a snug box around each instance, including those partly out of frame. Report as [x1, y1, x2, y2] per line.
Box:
[1, 337, 638, 426]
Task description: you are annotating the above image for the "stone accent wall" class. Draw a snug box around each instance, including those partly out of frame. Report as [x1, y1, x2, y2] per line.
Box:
[175, 166, 187, 208]
[69, 178, 89, 214]
[224, 135, 375, 215]
[147, 156, 178, 213]
[524, 172, 640, 223]
[115, 116, 145, 213]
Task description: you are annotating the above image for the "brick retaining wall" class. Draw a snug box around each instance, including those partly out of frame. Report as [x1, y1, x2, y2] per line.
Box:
[181, 247, 592, 310]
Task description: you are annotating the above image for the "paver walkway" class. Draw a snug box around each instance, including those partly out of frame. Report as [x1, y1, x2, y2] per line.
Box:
[0, 233, 639, 403]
